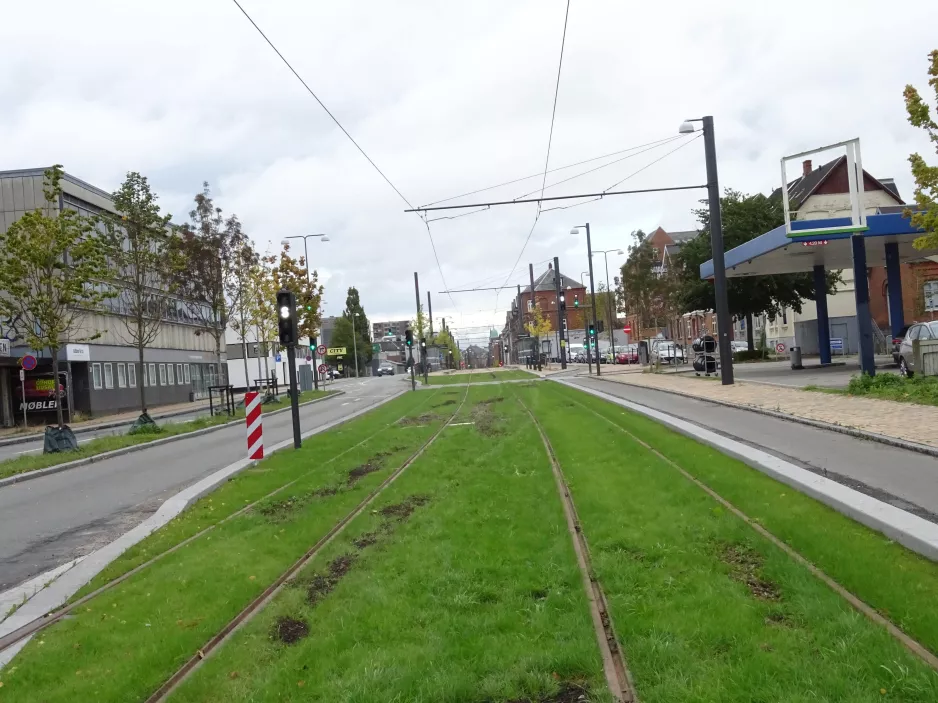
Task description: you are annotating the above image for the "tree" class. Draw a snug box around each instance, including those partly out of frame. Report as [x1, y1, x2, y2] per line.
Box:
[325, 316, 356, 375]
[103, 172, 176, 417]
[620, 229, 668, 333]
[675, 190, 840, 334]
[904, 49, 938, 250]
[342, 287, 372, 375]
[525, 305, 553, 369]
[586, 282, 620, 333]
[227, 239, 260, 388]
[272, 242, 324, 349]
[0, 165, 112, 429]
[170, 184, 246, 375]
[432, 328, 461, 368]
[246, 255, 278, 388]
[412, 303, 428, 341]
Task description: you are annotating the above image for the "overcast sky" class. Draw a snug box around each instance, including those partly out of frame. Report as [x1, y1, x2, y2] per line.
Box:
[3, 0, 937, 345]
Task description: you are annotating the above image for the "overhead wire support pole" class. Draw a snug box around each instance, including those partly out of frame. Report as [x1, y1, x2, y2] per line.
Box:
[403, 184, 707, 214]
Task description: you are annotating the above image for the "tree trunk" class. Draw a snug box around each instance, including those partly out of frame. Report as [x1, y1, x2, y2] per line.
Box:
[746, 312, 755, 350]
[138, 343, 147, 413]
[52, 351, 64, 428]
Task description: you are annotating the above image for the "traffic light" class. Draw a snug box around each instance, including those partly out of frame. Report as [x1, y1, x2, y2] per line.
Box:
[587, 322, 595, 337]
[559, 291, 566, 306]
[277, 289, 298, 347]
[420, 337, 427, 350]
[405, 329, 414, 347]
[574, 295, 579, 308]
[597, 320, 605, 334]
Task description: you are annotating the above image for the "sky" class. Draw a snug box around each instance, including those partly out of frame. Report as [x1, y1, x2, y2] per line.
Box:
[3, 0, 937, 348]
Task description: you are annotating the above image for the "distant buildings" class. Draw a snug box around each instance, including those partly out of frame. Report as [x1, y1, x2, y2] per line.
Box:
[372, 319, 410, 341]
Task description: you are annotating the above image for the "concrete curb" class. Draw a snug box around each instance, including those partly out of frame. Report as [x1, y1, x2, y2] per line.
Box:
[558, 379, 938, 563]
[585, 374, 938, 460]
[0, 392, 343, 489]
[0, 388, 406, 667]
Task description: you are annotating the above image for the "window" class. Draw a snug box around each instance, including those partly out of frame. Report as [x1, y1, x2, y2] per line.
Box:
[527, 300, 533, 312]
[177, 363, 185, 384]
[92, 363, 102, 390]
[184, 364, 191, 384]
[117, 363, 127, 388]
[167, 363, 175, 385]
[159, 364, 167, 385]
[128, 363, 137, 388]
[148, 363, 157, 386]
[104, 363, 114, 389]
[925, 281, 938, 312]
[782, 308, 788, 325]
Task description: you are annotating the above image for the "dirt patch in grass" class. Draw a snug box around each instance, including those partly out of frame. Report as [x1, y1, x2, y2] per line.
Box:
[379, 495, 431, 521]
[397, 413, 440, 427]
[500, 682, 591, 703]
[720, 544, 781, 601]
[471, 403, 503, 437]
[353, 531, 380, 549]
[435, 399, 457, 407]
[312, 486, 338, 498]
[478, 396, 504, 405]
[530, 588, 549, 601]
[272, 616, 309, 644]
[306, 554, 358, 606]
[347, 462, 382, 486]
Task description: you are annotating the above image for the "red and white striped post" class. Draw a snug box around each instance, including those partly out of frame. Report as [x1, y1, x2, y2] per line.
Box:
[245, 391, 263, 460]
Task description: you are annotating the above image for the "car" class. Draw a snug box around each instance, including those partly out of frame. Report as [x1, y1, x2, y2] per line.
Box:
[731, 341, 750, 353]
[616, 346, 639, 364]
[377, 365, 395, 376]
[321, 367, 338, 381]
[896, 320, 938, 377]
[651, 341, 685, 365]
[892, 325, 912, 365]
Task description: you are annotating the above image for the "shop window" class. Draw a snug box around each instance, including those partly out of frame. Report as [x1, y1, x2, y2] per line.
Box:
[167, 364, 175, 385]
[104, 363, 114, 389]
[159, 364, 167, 385]
[117, 363, 126, 388]
[128, 363, 137, 388]
[925, 281, 938, 312]
[177, 363, 185, 384]
[92, 363, 102, 390]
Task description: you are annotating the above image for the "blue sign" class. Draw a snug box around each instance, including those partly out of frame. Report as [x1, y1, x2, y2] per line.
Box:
[275, 353, 282, 362]
[830, 338, 844, 351]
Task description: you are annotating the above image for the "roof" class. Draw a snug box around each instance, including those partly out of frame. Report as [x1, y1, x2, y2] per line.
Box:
[770, 156, 903, 211]
[522, 265, 583, 293]
[668, 229, 698, 243]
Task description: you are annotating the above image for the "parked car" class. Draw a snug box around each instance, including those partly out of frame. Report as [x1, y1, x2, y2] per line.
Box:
[321, 367, 338, 381]
[731, 341, 750, 353]
[897, 321, 938, 377]
[892, 325, 912, 365]
[377, 365, 395, 376]
[651, 341, 685, 365]
[616, 345, 639, 364]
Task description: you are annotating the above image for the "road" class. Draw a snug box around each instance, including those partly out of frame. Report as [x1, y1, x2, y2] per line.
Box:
[0, 376, 402, 590]
[566, 376, 938, 523]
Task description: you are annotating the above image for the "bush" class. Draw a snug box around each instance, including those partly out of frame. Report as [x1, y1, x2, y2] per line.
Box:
[845, 372, 938, 406]
[733, 350, 765, 362]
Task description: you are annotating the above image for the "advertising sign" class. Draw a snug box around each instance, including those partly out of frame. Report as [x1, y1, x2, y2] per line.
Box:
[15, 373, 67, 413]
[327, 347, 347, 356]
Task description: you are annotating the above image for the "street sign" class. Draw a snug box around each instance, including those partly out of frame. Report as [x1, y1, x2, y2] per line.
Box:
[316, 344, 326, 356]
[19, 369, 25, 382]
[830, 338, 844, 351]
[275, 353, 282, 363]
[0, 339, 10, 357]
[775, 342, 786, 354]
[305, 353, 312, 362]
[327, 347, 347, 356]
[372, 343, 380, 353]
[318, 364, 327, 374]
[623, 324, 632, 334]
[21, 354, 37, 371]
[337, 363, 344, 372]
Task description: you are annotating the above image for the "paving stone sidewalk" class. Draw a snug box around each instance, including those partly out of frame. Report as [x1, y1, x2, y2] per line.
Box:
[594, 370, 938, 450]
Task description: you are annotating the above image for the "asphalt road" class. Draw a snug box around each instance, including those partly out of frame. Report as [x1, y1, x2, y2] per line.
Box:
[566, 376, 938, 522]
[0, 377, 403, 590]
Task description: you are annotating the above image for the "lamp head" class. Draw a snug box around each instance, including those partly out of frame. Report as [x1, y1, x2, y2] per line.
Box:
[678, 120, 696, 134]
[320, 236, 330, 242]
[569, 227, 580, 235]
[280, 239, 290, 247]
[616, 249, 624, 255]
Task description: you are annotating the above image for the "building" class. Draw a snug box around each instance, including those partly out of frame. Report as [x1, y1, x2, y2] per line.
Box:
[764, 157, 904, 354]
[0, 167, 222, 427]
[372, 319, 410, 341]
[506, 263, 586, 361]
[646, 226, 698, 276]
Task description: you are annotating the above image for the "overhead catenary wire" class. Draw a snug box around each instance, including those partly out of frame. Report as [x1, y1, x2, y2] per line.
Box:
[229, 0, 457, 310]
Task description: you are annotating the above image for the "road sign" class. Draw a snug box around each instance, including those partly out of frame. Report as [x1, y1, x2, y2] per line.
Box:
[327, 346, 347, 356]
[623, 324, 632, 334]
[275, 353, 282, 363]
[316, 344, 326, 356]
[337, 363, 344, 372]
[19, 369, 25, 382]
[305, 353, 312, 362]
[244, 391, 264, 460]
[372, 343, 381, 353]
[775, 342, 786, 354]
[830, 338, 844, 351]
[318, 364, 327, 374]
[21, 355, 37, 371]
[0, 339, 10, 357]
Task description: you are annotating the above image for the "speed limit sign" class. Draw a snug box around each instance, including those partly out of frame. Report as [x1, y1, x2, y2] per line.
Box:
[775, 342, 786, 354]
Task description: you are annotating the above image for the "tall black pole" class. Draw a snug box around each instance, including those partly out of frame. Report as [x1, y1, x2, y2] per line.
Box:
[427, 291, 434, 338]
[529, 263, 540, 371]
[585, 223, 600, 377]
[702, 116, 734, 385]
[300, 237, 319, 392]
[412, 272, 420, 390]
[516, 284, 522, 365]
[286, 345, 301, 448]
[553, 256, 567, 369]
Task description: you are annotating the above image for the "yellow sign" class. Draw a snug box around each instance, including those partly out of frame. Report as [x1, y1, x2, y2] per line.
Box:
[327, 347, 347, 356]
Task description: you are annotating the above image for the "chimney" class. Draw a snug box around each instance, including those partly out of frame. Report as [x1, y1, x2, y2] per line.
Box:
[802, 159, 812, 178]
[547, 262, 553, 270]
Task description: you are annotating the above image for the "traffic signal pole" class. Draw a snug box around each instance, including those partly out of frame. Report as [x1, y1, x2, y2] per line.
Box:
[553, 256, 567, 370]
[286, 345, 301, 448]
[584, 223, 601, 377]
[277, 289, 302, 449]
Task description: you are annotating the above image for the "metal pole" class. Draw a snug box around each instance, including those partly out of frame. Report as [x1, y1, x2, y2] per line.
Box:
[301, 237, 320, 392]
[703, 115, 734, 385]
[553, 256, 567, 369]
[529, 263, 540, 371]
[21, 371, 27, 429]
[603, 252, 616, 359]
[580, 271, 592, 374]
[286, 345, 301, 448]
[351, 314, 359, 378]
[585, 223, 600, 376]
[427, 291, 434, 338]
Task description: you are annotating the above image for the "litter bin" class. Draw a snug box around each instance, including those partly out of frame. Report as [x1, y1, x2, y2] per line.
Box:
[790, 346, 803, 370]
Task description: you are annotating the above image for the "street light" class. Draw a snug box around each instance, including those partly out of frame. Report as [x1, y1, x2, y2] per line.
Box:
[352, 312, 360, 379]
[571, 224, 601, 377]
[592, 248, 625, 358]
[678, 116, 733, 384]
[281, 234, 330, 389]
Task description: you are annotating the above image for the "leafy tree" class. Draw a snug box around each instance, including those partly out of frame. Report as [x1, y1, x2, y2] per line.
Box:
[342, 287, 372, 374]
[525, 305, 553, 369]
[247, 255, 278, 387]
[432, 328, 461, 368]
[171, 184, 246, 373]
[325, 316, 357, 375]
[0, 165, 113, 428]
[904, 49, 938, 250]
[675, 190, 839, 335]
[412, 303, 428, 341]
[273, 242, 324, 348]
[226, 239, 260, 388]
[620, 229, 673, 334]
[102, 172, 176, 417]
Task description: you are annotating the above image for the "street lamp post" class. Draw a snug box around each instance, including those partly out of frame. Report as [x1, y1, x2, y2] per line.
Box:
[679, 116, 733, 384]
[281, 233, 330, 390]
[352, 312, 360, 378]
[579, 270, 592, 374]
[571, 224, 600, 376]
[593, 248, 624, 360]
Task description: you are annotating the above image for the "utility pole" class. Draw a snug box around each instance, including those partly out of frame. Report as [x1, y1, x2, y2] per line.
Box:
[413, 272, 420, 388]
[702, 116, 734, 385]
[529, 263, 541, 371]
[584, 224, 601, 376]
[553, 256, 568, 369]
[427, 291, 434, 338]
[351, 313, 359, 378]
[516, 284, 522, 365]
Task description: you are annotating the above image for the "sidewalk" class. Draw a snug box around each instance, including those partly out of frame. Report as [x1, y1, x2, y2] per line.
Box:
[589, 369, 938, 450]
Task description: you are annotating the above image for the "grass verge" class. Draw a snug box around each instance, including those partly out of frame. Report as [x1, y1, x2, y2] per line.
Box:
[169, 383, 610, 703]
[0, 392, 443, 702]
[0, 390, 334, 480]
[528, 382, 938, 701]
[422, 369, 536, 385]
[806, 372, 938, 407]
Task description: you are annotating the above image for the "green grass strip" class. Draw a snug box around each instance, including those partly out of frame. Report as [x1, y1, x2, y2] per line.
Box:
[525, 382, 938, 701]
[0, 390, 333, 480]
[0, 392, 447, 702]
[422, 369, 536, 385]
[169, 384, 612, 703]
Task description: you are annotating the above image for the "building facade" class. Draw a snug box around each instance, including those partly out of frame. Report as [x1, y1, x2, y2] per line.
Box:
[372, 319, 410, 341]
[0, 167, 222, 426]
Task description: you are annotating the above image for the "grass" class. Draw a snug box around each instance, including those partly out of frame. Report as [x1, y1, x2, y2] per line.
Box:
[422, 369, 537, 385]
[806, 372, 938, 407]
[522, 382, 938, 701]
[169, 383, 609, 703]
[0, 391, 443, 702]
[0, 390, 334, 480]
